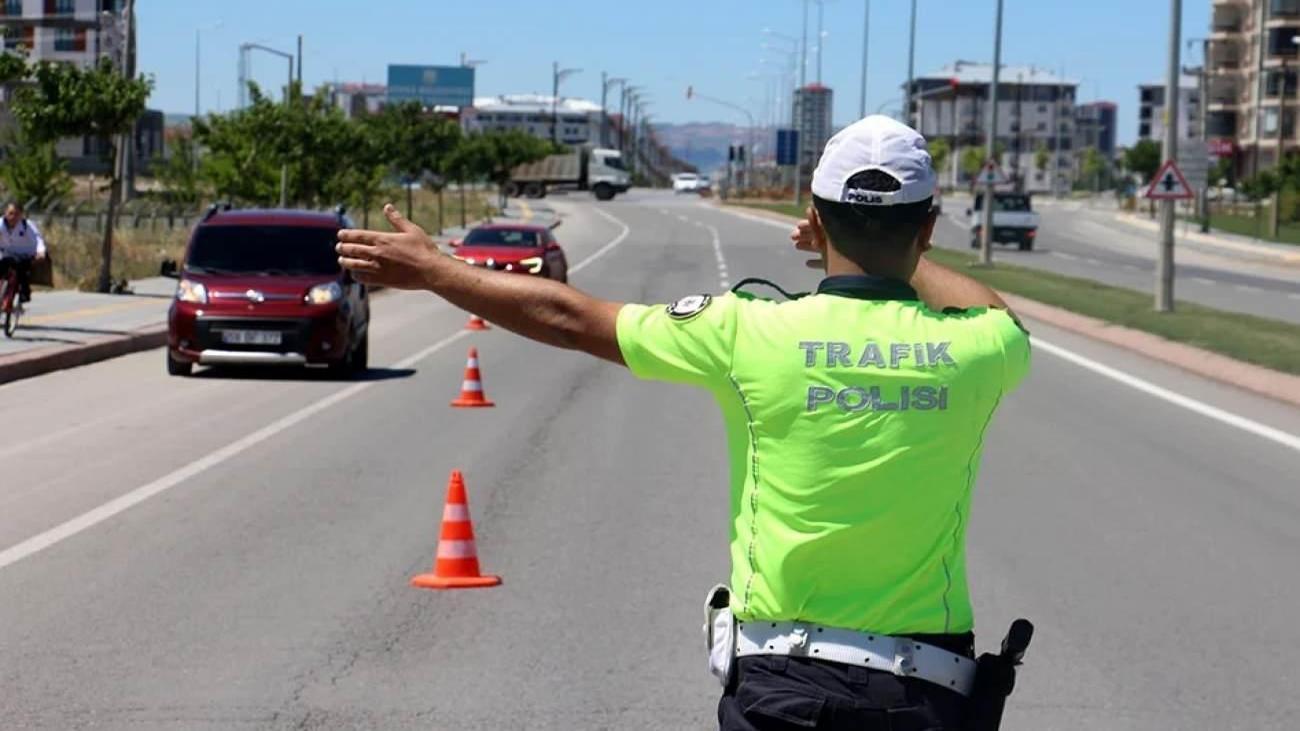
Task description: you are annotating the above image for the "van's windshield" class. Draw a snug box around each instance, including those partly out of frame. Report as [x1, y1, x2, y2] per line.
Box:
[185, 226, 341, 276]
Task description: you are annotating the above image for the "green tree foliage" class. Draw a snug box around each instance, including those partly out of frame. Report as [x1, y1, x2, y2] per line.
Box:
[1081, 147, 1105, 181]
[0, 131, 72, 209]
[11, 57, 152, 292]
[1034, 143, 1051, 173]
[152, 134, 204, 206]
[928, 138, 951, 175]
[1210, 157, 1234, 187]
[466, 129, 554, 204]
[194, 82, 362, 208]
[1123, 139, 1162, 183]
[960, 147, 985, 179]
[368, 101, 463, 217]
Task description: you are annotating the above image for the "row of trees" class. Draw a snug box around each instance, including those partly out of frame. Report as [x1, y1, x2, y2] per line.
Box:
[923, 137, 1114, 191]
[158, 83, 559, 228]
[0, 51, 561, 291]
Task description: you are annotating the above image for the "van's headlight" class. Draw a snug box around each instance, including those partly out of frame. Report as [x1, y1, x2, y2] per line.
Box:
[306, 282, 343, 304]
[520, 257, 544, 274]
[176, 279, 208, 304]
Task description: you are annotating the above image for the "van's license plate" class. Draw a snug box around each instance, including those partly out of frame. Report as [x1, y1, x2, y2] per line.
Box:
[221, 329, 282, 346]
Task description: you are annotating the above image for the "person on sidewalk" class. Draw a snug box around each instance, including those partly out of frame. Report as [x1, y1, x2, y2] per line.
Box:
[336, 115, 1031, 730]
[0, 202, 48, 303]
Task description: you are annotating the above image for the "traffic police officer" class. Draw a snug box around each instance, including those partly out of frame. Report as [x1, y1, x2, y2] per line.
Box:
[336, 114, 1030, 730]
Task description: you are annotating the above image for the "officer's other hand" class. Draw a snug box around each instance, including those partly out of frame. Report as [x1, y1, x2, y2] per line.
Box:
[337, 204, 440, 289]
[790, 206, 829, 270]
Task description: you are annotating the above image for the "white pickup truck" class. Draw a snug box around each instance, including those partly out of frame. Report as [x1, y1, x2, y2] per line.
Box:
[967, 192, 1041, 251]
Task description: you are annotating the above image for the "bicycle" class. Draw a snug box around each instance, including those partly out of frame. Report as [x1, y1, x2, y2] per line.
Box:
[0, 253, 30, 338]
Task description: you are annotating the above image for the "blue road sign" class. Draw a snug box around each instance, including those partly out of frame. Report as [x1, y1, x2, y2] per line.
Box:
[386, 65, 475, 108]
[776, 129, 799, 166]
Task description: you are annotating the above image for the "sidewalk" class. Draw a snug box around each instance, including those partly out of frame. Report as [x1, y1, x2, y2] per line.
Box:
[0, 277, 175, 385]
[1112, 211, 1300, 266]
[1, 201, 552, 386]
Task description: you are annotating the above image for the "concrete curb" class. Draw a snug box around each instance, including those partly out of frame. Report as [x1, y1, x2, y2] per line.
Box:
[1002, 294, 1300, 409]
[0, 323, 168, 386]
[1112, 213, 1300, 265]
[720, 202, 1300, 408]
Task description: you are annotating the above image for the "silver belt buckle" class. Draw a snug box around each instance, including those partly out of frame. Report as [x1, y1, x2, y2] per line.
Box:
[788, 625, 809, 656]
[893, 637, 916, 676]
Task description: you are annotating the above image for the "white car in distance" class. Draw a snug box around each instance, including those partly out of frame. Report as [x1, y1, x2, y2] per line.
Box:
[673, 173, 704, 194]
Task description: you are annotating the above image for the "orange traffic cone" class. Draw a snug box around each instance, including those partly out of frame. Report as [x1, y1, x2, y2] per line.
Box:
[465, 314, 490, 331]
[451, 347, 495, 408]
[411, 470, 501, 590]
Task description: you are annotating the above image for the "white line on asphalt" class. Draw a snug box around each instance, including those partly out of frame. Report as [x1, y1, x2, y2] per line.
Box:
[1083, 258, 1102, 266]
[1234, 284, 1262, 293]
[1193, 277, 1218, 286]
[676, 214, 689, 223]
[1120, 264, 1141, 272]
[1052, 252, 1080, 261]
[1034, 338, 1300, 453]
[0, 208, 638, 573]
[709, 205, 1300, 453]
[702, 222, 731, 291]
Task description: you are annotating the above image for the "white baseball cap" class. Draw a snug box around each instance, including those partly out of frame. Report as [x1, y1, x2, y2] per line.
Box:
[811, 115, 937, 206]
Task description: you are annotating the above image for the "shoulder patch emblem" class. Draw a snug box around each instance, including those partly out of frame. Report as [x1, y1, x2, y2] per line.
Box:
[666, 294, 712, 320]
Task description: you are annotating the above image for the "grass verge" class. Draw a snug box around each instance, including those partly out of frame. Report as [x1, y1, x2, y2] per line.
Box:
[1202, 212, 1300, 247]
[733, 202, 1300, 375]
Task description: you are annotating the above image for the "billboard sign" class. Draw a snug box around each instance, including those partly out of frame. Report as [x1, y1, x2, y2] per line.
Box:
[776, 129, 799, 166]
[386, 65, 475, 108]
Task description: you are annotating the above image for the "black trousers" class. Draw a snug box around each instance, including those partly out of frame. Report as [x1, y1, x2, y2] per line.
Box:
[718, 634, 973, 731]
[0, 257, 32, 301]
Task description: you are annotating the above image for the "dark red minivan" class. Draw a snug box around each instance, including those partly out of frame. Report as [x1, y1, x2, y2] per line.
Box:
[165, 206, 369, 377]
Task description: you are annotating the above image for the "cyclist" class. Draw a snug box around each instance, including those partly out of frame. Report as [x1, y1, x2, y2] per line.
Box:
[0, 201, 48, 304]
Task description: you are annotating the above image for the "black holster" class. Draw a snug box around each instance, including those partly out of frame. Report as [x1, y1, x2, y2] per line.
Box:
[964, 619, 1033, 731]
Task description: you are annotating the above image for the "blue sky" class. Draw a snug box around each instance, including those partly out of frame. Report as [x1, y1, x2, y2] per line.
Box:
[139, 0, 1209, 146]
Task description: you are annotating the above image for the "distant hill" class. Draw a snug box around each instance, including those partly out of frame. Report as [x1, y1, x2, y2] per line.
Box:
[654, 122, 776, 175]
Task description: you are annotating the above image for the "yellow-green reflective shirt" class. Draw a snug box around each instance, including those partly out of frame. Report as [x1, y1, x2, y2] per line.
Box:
[616, 275, 1030, 635]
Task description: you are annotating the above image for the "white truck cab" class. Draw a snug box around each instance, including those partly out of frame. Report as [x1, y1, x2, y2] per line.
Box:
[588, 148, 631, 200]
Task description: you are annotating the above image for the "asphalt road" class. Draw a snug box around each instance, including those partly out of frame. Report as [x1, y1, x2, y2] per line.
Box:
[938, 196, 1300, 324]
[2, 190, 1299, 730]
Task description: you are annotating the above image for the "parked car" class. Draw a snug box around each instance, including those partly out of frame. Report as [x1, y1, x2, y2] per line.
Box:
[673, 173, 704, 194]
[450, 222, 569, 283]
[967, 192, 1040, 251]
[164, 205, 370, 377]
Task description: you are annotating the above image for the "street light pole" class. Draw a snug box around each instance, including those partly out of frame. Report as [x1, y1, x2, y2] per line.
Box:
[1156, 0, 1181, 312]
[859, 0, 870, 119]
[796, 0, 810, 207]
[905, 0, 917, 127]
[551, 63, 582, 146]
[602, 75, 626, 148]
[979, 0, 1004, 265]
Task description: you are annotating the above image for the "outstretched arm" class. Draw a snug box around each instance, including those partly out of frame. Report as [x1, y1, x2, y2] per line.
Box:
[337, 205, 626, 365]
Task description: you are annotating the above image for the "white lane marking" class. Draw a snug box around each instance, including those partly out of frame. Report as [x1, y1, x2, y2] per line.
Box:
[702, 222, 731, 291]
[676, 214, 689, 223]
[0, 210, 637, 573]
[708, 205, 799, 231]
[1034, 338, 1300, 453]
[1193, 277, 1217, 286]
[572, 208, 631, 275]
[1120, 264, 1141, 272]
[1235, 284, 1262, 293]
[1052, 252, 1080, 261]
[1083, 258, 1102, 266]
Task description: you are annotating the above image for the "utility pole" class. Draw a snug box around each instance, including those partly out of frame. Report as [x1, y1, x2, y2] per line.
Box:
[115, 0, 136, 205]
[859, 0, 869, 119]
[1156, 0, 1181, 312]
[816, 0, 825, 84]
[979, 0, 1004, 265]
[551, 61, 560, 145]
[296, 35, 303, 88]
[905, 0, 917, 127]
[795, 0, 809, 208]
[1053, 63, 1065, 199]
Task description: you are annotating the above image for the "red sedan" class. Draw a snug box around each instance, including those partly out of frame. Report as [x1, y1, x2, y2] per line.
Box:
[451, 223, 569, 283]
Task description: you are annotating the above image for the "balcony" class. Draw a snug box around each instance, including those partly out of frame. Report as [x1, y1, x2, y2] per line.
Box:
[1271, 0, 1300, 18]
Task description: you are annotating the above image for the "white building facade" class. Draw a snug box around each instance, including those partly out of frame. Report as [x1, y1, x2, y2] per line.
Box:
[463, 95, 603, 146]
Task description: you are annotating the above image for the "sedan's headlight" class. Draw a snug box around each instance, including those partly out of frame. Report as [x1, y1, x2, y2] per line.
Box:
[306, 281, 343, 305]
[176, 279, 208, 304]
[519, 257, 544, 274]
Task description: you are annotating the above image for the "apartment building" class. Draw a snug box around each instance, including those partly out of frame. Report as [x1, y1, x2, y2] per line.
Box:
[1205, 0, 1300, 177]
[792, 83, 834, 177]
[463, 94, 602, 146]
[1076, 101, 1118, 158]
[0, 0, 162, 175]
[906, 62, 1077, 193]
[1136, 77, 1201, 142]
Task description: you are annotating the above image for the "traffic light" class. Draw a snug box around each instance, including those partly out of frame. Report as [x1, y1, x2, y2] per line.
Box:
[737, 145, 746, 163]
[728, 145, 736, 162]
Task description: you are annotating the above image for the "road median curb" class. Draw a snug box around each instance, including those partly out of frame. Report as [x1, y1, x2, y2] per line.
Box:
[1112, 213, 1300, 266]
[720, 202, 1300, 408]
[0, 323, 168, 386]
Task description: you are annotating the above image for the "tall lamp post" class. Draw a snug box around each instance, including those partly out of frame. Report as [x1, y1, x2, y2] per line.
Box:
[979, 0, 1004, 265]
[239, 42, 295, 206]
[687, 86, 757, 193]
[193, 21, 223, 173]
[551, 63, 582, 146]
[602, 74, 626, 148]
